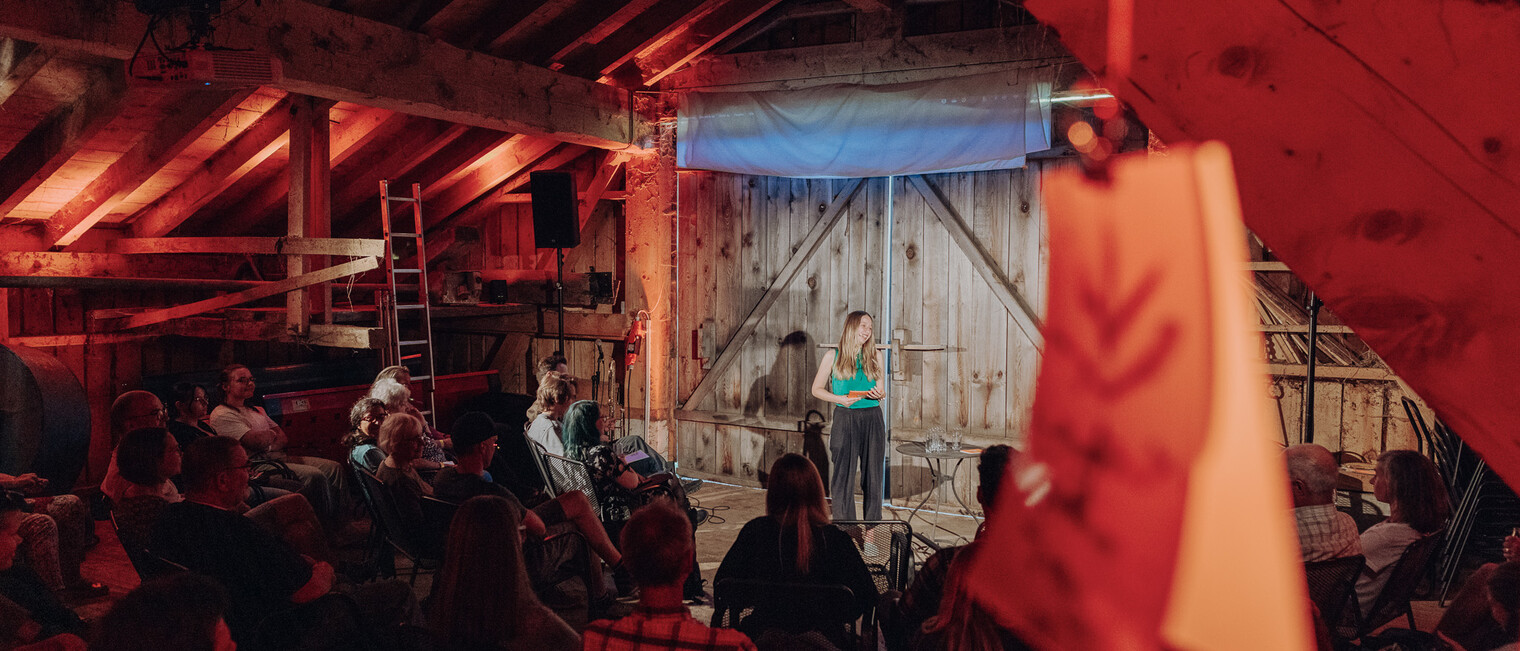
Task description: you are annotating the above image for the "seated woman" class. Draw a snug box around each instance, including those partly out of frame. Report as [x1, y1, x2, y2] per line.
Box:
[368, 379, 446, 468]
[0, 490, 87, 650]
[1438, 534, 1520, 651]
[1356, 449, 1450, 616]
[372, 366, 451, 452]
[374, 413, 436, 536]
[114, 427, 184, 504]
[345, 398, 387, 474]
[429, 495, 579, 651]
[165, 382, 216, 451]
[0, 474, 103, 599]
[715, 454, 878, 646]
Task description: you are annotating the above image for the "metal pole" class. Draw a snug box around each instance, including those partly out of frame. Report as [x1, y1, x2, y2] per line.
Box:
[556, 247, 566, 355]
[1302, 293, 1322, 444]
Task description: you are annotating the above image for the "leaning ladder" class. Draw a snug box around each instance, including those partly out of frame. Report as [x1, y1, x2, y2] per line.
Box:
[378, 181, 438, 428]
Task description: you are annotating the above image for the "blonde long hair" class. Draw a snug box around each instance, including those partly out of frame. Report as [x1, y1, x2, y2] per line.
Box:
[832, 310, 882, 382]
[526, 371, 576, 422]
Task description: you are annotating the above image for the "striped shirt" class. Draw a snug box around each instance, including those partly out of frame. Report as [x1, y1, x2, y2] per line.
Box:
[583, 604, 756, 651]
[1294, 504, 1363, 562]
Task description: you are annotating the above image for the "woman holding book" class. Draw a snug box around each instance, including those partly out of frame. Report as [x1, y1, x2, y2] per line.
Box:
[810, 310, 887, 521]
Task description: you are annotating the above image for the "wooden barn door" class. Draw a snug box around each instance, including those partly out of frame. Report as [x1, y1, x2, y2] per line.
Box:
[674, 167, 1049, 507]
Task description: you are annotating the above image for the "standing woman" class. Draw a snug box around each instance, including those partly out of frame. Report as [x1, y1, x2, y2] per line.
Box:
[811, 310, 887, 521]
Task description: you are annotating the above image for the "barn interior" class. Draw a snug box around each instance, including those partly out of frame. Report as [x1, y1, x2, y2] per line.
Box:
[1, 0, 1515, 649]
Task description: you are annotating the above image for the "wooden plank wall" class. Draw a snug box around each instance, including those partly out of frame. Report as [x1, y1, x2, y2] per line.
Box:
[674, 166, 1051, 509]
[1270, 377, 1420, 459]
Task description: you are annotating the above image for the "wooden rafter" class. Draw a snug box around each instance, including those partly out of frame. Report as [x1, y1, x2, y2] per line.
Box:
[0, 62, 126, 217]
[486, 0, 595, 60]
[424, 144, 588, 235]
[43, 89, 253, 249]
[908, 174, 1043, 348]
[682, 178, 865, 410]
[7, 318, 381, 348]
[334, 126, 515, 237]
[94, 256, 379, 331]
[128, 96, 295, 239]
[534, 150, 629, 270]
[839, 0, 894, 12]
[421, 0, 500, 43]
[547, 0, 665, 66]
[0, 39, 54, 107]
[425, 136, 565, 224]
[561, 0, 727, 80]
[0, 0, 646, 150]
[325, 121, 471, 235]
[217, 105, 401, 236]
[634, 0, 785, 86]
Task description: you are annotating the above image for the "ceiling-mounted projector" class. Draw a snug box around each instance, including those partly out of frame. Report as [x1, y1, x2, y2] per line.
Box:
[129, 49, 282, 87]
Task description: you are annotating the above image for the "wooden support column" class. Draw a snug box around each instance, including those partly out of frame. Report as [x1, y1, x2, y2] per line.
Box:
[623, 99, 678, 457]
[287, 97, 333, 333]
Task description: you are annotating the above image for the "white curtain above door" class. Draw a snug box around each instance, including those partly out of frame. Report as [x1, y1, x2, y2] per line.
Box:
[676, 69, 1052, 179]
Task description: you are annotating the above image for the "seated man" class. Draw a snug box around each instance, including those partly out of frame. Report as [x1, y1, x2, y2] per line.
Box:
[583, 499, 756, 651]
[1285, 444, 1362, 562]
[0, 490, 87, 650]
[151, 437, 413, 643]
[893, 444, 1015, 648]
[92, 574, 235, 651]
[434, 413, 623, 585]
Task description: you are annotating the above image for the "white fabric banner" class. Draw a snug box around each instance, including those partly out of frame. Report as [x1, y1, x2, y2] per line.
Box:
[676, 70, 1052, 178]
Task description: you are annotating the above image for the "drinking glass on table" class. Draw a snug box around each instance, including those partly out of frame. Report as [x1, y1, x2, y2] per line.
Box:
[1505, 528, 1520, 563]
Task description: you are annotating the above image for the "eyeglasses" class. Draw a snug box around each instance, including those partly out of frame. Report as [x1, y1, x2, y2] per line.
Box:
[133, 407, 168, 420]
[233, 377, 256, 385]
[221, 462, 254, 474]
[191, 397, 209, 404]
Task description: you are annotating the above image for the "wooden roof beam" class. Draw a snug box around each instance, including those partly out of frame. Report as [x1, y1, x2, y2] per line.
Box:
[0, 251, 242, 278]
[546, 0, 665, 67]
[633, 0, 785, 86]
[216, 105, 403, 236]
[425, 144, 588, 235]
[0, 38, 55, 107]
[485, 0, 594, 61]
[323, 120, 471, 234]
[559, 0, 728, 82]
[425, 135, 567, 224]
[661, 24, 1070, 90]
[108, 237, 384, 256]
[0, 0, 647, 150]
[0, 62, 126, 218]
[128, 96, 295, 239]
[43, 89, 253, 249]
[333, 126, 511, 237]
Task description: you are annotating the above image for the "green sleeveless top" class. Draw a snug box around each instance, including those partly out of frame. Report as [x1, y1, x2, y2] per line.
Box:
[829, 351, 879, 409]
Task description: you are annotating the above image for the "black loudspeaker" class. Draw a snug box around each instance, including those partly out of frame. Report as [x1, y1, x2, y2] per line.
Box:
[486, 280, 509, 304]
[530, 171, 579, 248]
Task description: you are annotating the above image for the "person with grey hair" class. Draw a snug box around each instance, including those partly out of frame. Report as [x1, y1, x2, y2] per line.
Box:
[368, 379, 448, 466]
[1285, 444, 1362, 562]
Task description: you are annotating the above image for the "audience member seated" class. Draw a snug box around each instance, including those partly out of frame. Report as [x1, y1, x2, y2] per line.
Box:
[429, 496, 580, 651]
[114, 427, 183, 504]
[0, 473, 102, 601]
[372, 366, 451, 452]
[369, 379, 446, 468]
[915, 541, 1033, 651]
[0, 490, 86, 650]
[893, 445, 1014, 649]
[1356, 449, 1450, 616]
[345, 398, 387, 474]
[561, 401, 694, 530]
[714, 454, 877, 646]
[165, 382, 217, 451]
[1285, 444, 1363, 562]
[562, 400, 673, 479]
[1437, 538, 1520, 651]
[209, 364, 345, 526]
[526, 372, 576, 455]
[151, 437, 414, 643]
[374, 413, 436, 535]
[91, 574, 235, 651]
[584, 499, 756, 651]
[436, 412, 621, 564]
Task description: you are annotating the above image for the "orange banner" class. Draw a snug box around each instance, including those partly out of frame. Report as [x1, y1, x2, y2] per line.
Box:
[968, 143, 1310, 650]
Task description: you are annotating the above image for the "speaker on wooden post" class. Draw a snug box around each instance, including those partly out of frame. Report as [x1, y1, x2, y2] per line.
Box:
[531, 171, 579, 249]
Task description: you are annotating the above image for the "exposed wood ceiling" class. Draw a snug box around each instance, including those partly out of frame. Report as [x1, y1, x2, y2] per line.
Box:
[0, 0, 1042, 253]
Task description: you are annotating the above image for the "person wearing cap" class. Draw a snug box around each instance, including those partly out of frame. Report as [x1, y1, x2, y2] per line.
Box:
[432, 413, 623, 587]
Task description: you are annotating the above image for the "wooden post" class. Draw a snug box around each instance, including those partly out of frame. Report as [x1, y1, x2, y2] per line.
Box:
[287, 96, 334, 333]
[624, 98, 678, 457]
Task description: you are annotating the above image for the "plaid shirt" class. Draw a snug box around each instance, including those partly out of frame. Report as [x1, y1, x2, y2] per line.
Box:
[583, 603, 756, 651]
[1294, 503, 1363, 562]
